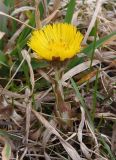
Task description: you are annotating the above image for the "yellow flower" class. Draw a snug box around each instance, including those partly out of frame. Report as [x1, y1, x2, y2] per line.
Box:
[28, 23, 83, 61]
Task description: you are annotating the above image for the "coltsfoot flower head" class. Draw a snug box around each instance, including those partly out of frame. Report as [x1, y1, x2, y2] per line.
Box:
[28, 23, 83, 61]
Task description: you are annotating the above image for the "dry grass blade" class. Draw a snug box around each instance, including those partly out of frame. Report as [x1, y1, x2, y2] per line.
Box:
[44, 152, 51, 160]
[62, 60, 100, 82]
[0, 135, 12, 160]
[96, 113, 116, 120]
[24, 88, 32, 144]
[38, 69, 52, 83]
[85, 120, 99, 156]
[103, 35, 116, 46]
[42, 120, 57, 147]
[0, 86, 25, 98]
[32, 109, 82, 160]
[83, 0, 103, 44]
[7, 20, 29, 47]
[1, 142, 11, 160]
[36, 87, 52, 102]
[35, 0, 41, 29]
[77, 69, 98, 85]
[111, 122, 116, 155]
[0, 31, 5, 39]
[0, 11, 35, 30]
[25, 100, 32, 143]
[52, 0, 61, 11]
[11, 6, 35, 16]
[78, 106, 91, 159]
[20, 89, 32, 157]
[21, 50, 35, 95]
[42, 10, 59, 26]
[42, 0, 48, 17]
[71, 10, 80, 26]
[20, 147, 28, 160]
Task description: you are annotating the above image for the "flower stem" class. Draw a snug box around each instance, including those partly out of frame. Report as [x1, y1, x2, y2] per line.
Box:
[52, 67, 72, 127]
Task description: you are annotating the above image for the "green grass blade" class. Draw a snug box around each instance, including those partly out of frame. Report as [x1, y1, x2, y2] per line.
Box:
[0, 53, 9, 67]
[68, 31, 116, 69]
[92, 70, 99, 121]
[71, 78, 94, 130]
[2, 142, 11, 160]
[64, 0, 76, 23]
[83, 31, 116, 57]
[89, 20, 97, 69]
[100, 136, 115, 160]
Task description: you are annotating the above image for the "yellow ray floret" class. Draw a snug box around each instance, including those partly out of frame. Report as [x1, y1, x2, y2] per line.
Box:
[27, 23, 83, 61]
